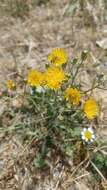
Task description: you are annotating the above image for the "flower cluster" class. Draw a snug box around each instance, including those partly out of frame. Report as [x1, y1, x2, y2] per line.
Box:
[27, 49, 68, 90]
[26, 48, 99, 143]
[6, 48, 100, 147]
[4, 47, 106, 171]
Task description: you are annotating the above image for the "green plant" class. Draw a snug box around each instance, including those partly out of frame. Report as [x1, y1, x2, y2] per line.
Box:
[91, 152, 107, 179]
[0, 48, 107, 172]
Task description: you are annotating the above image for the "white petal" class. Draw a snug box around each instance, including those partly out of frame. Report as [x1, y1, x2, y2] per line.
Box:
[36, 86, 45, 93]
[90, 139, 94, 142]
[92, 134, 95, 139]
[81, 131, 84, 136]
[88, 127, 94, 134]
[83, 128, 87, 132]
[81, 135, 85, 140]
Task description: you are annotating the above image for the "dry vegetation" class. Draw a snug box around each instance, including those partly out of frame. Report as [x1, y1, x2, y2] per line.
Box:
[0, 0, 107, 190]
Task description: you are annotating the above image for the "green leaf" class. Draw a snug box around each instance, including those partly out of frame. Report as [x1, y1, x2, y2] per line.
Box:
[34, 153, 45, 168]
[105, 160, 107, 167]
[72, 127, 81, 137]
[95, 153, 105, 163]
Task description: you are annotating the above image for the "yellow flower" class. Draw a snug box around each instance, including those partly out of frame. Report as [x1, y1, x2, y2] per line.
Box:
[48, 48, 68, 66]
[83, 98, 99, 119]
[45, 66, 66, 90]
[7, 80, 15, 90]
[65, 87, 81, 105]
[28, 70, 44, 87]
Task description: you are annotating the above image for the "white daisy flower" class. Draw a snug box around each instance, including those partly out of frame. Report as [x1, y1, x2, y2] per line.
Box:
[36, 86, 45, 93]
[30, 86, 45, 95]
[81, 127, 95, 143]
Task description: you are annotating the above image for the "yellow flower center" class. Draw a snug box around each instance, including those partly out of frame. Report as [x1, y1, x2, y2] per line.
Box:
[84, 131, 92, 140]
[51, 56, 60, 64]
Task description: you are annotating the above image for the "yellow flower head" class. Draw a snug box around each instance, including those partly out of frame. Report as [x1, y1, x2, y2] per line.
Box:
[7, 80, 15, 90]
[28, 70, 44, 87]
[83, 98, 99, 119]
[65, 87, 81, 105]
[45, 66, 66, 90]
[48, 48, 68, 66]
